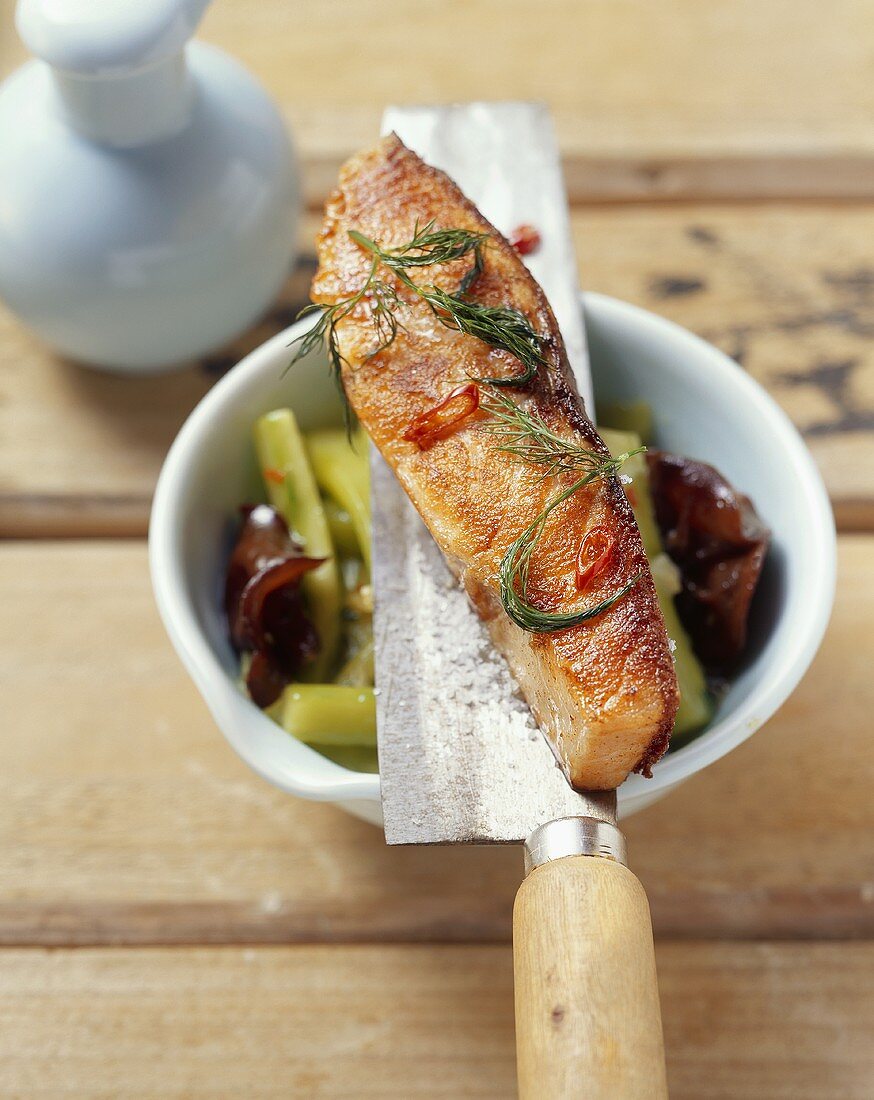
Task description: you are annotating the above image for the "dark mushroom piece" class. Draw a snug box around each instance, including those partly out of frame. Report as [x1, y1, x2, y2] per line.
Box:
[647, 452, 770, 674]
[224, 504, 323, 707]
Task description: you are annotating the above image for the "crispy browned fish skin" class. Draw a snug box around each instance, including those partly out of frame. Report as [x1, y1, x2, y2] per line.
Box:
[312, 135, 679, 790]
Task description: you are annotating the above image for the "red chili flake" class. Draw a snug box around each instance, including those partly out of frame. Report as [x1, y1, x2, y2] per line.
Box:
[263, 467, 285, 485]
[402, 383, 480, 449]
[575, 526, 616, 592]
[509, 224, 541, 256]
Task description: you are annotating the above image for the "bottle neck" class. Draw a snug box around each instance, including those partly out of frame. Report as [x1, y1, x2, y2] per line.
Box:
[51, 51, 193, 147]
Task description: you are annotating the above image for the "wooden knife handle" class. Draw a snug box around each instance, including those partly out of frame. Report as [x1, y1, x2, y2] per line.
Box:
[513, 854, 667, 1100]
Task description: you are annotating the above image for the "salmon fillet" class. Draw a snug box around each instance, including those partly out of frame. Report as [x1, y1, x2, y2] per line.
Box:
[312, 135, 679, 790]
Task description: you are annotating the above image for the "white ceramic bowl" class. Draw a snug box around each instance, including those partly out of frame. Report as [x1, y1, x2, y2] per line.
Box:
[150, 293, 836, 825]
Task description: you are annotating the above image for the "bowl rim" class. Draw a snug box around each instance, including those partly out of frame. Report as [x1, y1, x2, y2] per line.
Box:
[149, 290, 836, 807]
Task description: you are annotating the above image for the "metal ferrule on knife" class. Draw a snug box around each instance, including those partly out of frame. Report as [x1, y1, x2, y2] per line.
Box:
[523, 818, 628, 876]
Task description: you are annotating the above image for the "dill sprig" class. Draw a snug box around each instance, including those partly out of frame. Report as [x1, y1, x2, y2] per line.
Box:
[287, 256, 403, 380]
[288, 223, 523, 380]
[349, 229, 546, 386]
[480, 388, 643, 478]
[418, 286, 545, 385]
[289, 224, 545, 386]
[348, 221, 488, 270]
[500, 473, 643, 633]
[484, 387, 644, 632]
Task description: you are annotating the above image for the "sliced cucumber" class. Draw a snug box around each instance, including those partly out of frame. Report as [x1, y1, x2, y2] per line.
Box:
[305, 428, 371, 568]
[600, 427, 714, 742]
[278, 684, 376, 746]
[253, 408, 343, 680]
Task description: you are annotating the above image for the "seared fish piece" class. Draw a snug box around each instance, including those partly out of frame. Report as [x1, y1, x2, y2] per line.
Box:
[312, 135, 679, 790]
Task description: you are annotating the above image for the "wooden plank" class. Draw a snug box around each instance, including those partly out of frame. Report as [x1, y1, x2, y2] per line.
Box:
[305, 151, 874, 208]
[0, 887, 868, 947]
[577, 204, 874, 527]
[5, 0, 873, 203]
[0, 943, 871, 1098]
[1, 538, 871, 945]
[2, 204, 872, 535]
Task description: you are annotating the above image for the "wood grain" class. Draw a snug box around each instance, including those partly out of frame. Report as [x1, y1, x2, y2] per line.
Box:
[514, 859, 666, 1099]
[2, 205, 872, 536]
[0, 943, 871, 1099]
[1, 4, 871, 1094]
[1, 538, 871, 945]
[579, 205, 874, 528]
[5, 0, 873, 203]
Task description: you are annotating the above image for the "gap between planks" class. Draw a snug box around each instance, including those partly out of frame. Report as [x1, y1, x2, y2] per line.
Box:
[301, 154, 874, 211]
[0, 886, 871, 948]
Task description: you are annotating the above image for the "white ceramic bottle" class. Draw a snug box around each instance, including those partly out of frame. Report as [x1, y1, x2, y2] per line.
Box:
[0, 0, 299, 371]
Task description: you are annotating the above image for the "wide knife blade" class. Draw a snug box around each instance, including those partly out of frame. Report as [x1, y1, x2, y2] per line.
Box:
[372, 102, 615, 845]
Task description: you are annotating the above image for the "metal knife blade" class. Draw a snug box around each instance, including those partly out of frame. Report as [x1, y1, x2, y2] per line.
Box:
[373, 102, 614, 845]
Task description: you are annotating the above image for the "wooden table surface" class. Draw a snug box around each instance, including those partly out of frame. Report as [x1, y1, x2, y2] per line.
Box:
[2, 3, 873, 1096]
